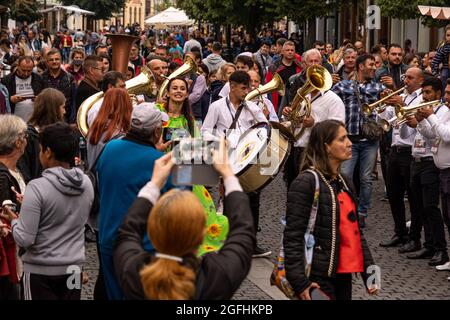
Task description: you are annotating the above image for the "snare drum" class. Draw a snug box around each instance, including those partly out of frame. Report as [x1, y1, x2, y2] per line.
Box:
[229, 121, 291, 193]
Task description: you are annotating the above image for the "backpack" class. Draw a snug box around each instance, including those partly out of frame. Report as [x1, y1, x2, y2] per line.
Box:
[85, 133, 124, 231]
[270, 169, 320, 299]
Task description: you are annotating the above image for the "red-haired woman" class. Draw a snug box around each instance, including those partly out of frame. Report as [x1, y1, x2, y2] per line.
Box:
[87, 88, 132, 170]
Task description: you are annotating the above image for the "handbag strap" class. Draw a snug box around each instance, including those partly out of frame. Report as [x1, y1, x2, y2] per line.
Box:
[304, 169, 320, 235]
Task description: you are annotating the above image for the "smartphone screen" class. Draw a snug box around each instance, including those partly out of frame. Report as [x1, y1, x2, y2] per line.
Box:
[173, 165, 193, 185]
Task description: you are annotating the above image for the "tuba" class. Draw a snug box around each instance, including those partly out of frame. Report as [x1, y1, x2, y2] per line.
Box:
[245, 73, 285, 114]
[283, 65, 332, 140]
[77, 34, 157, 138]
[156, 55, 198, 102]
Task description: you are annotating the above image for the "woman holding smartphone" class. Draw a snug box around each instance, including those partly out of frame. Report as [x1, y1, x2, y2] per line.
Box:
[113, 140, 254, 299]
[284, 120, 378, 300]
[155, 77, 228, 256]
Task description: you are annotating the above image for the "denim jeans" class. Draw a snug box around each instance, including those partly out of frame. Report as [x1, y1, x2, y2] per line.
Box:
[341, 139, 379, 216]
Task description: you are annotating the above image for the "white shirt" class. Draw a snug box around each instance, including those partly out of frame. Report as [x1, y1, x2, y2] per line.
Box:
[408, 104, 446, 159]
[423, 106, 450, 169]
[288, 90, 346, 147]
[255, 97, 279, 122]
[14, 76, 35, 122]
[384, 89, 422, 147]
[87, 99, 103, 127]
[218, 82, 230, 99]
[201, 95, 268, 139]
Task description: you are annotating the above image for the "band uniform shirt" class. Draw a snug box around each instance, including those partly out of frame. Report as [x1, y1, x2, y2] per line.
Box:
[423, 106, 450, 169]
[290, 90, 346, 147]
[380, 88, 422, 147]
[405, 103, 445, 159]
[201, 95, 267, 139]
[258, 97, 279, 122]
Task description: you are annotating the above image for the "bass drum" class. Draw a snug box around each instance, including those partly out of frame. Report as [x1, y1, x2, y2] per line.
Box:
[229, 121, 291, 193]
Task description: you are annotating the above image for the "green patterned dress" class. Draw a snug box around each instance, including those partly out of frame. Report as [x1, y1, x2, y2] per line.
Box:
[155, 103, 229, 256]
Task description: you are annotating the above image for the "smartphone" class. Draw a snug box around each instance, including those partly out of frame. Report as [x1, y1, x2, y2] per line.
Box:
[171, 138, 220, 186]
[20, 96, 35, 100]
[310, 288, 331, 300]
[162, 127, 174, 143]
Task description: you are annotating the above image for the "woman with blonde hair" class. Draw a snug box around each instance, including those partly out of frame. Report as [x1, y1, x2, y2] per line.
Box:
[17, 88, 66, 183]
[114, 139, 255, 299]
[87, 88, 132, 170]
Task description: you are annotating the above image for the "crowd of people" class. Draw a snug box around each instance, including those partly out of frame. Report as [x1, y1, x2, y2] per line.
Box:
[0, 20, 450, 301]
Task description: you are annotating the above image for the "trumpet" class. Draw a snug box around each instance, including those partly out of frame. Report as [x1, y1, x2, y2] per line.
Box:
[377, 116, 398, 132]
[362, 86, 406, 116]
[378, 99, 442, 132]
[395, 99, 441, 119]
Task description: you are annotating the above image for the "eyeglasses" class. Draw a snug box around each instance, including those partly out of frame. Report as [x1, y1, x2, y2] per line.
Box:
[91, 66, 102, 71]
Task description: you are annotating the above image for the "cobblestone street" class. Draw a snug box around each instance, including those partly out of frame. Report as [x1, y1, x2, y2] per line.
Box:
[82, 167, 450, 300]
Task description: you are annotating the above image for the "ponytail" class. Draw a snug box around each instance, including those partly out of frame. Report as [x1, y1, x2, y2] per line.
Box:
[140, 259, 196, 300]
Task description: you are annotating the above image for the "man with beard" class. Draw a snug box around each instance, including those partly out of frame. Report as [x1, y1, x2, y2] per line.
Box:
[375, 44, 408, 90]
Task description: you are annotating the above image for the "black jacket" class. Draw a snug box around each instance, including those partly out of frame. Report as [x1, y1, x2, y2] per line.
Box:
[41, 70, 75, 123]
[17, 125, 41, 184]
[199, 80, 225, 121]
[113, 190, 255, 300]
[0, 162, 21, 210]
[284, 170, 374, 295]
[0, 72, 46, 114]
[74, 79, 100, 118]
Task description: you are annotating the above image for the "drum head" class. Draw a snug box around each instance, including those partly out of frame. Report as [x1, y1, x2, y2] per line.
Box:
[230, 122, 270, 174]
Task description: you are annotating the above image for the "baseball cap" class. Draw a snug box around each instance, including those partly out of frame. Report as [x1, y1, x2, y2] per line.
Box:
[131, 103, 169, 132]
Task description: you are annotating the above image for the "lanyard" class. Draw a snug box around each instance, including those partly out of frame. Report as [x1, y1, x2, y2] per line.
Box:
[403, 90, 422, 106]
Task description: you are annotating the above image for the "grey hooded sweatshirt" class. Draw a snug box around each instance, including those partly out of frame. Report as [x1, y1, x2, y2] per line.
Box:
[11, 167, 94, 275]
[202, 53, 226, 73]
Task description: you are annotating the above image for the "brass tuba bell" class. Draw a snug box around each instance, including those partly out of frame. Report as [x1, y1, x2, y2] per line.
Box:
[156, 55, 198, 102]
[77, 34, 157, 138]
[245, 73, 285, 104]
[283, 65, 332, 140]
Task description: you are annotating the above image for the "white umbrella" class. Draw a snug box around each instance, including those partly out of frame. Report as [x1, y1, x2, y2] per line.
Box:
[145, 7, 194, 26]
[418, 5, 450, 20]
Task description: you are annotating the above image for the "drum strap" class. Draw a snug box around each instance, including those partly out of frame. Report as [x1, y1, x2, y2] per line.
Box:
[226, 98, 245, 130]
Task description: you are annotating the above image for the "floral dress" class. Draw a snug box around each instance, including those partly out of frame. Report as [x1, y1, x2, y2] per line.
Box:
[156, 103, 229, 256]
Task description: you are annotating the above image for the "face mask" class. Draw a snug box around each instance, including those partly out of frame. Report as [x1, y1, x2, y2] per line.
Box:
[73, 59, 83, 66]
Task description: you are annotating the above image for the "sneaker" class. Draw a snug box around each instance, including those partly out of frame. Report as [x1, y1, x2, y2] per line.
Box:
[252, 246, 272, 258]
[436, 261, 450, 271]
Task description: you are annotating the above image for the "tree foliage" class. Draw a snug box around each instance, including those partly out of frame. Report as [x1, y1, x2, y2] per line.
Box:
[378, 0, 450, 27]
[9, 0, 42, 23]
[60, 0, 126, 20]
[177, 0, 279, 33]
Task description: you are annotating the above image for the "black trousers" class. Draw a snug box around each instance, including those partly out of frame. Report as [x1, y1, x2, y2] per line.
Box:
[386, 147, 417, 237]
[21, 272, 81, 300]
[409, 160, 447, 252]
[94, 229, 108, 300]
[247, 191, 261, 248]
[379, 133, 392, 193]
[440, 168, 450, 236]
[309, 273, 353, 300]
[284, 146, 305, 190]
[0, 276, 19, 300]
